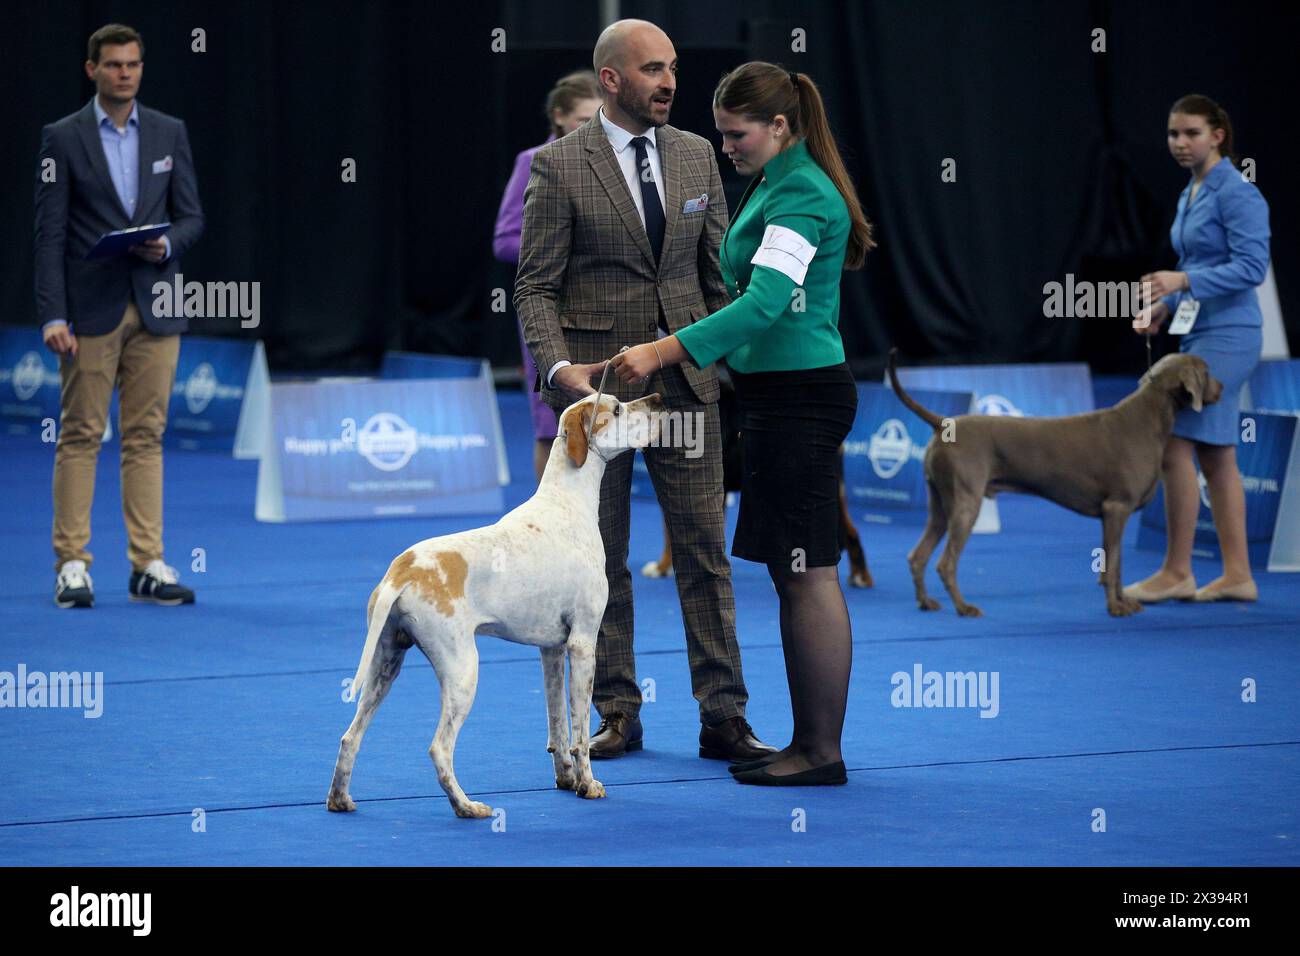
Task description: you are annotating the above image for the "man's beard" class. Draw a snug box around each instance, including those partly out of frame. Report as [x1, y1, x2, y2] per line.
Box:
[617, 84, 666, 128]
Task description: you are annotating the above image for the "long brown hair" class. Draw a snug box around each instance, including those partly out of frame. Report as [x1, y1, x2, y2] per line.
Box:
[1170, 94, 1238, 168]
[714, 62, 875, 269]
[544, 70, 600, 139]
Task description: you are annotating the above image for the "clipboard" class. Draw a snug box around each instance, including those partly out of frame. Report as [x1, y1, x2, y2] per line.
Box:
[86, 223, 170, 260]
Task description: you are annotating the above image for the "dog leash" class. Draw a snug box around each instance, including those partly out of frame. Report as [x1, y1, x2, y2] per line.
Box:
[587, 346, 631, 443]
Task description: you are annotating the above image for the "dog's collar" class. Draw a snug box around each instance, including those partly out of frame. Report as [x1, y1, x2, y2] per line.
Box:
[586, 406, 624, 465]
[587, 442, 616, 464]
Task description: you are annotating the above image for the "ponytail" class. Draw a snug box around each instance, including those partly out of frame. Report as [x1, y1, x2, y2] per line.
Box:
[791, 71, 875, 269]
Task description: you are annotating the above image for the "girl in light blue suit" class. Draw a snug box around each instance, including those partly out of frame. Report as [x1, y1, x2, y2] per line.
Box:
[1130, 95, 1270, 604]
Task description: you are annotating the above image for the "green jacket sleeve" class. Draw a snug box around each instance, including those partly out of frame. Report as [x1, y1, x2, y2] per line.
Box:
[676, 170, 828, 369]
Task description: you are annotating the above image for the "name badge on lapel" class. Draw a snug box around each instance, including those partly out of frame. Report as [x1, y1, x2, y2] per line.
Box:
[151, 155, 173, 174]
[1168, 297, 1201, 334]
[682, 193, 708, 214]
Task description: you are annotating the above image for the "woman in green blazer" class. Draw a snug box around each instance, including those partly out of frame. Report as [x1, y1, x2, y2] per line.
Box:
[612, 62, 874, 786]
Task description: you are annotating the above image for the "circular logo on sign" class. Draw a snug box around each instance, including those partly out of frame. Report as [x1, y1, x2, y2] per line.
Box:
[12, 351, 46, 401]
[868, 418, 912, 479]
[358, 412, 418, 472]
[977, 394, 1024, 417]
[185, 362, 218, 414]
[1198, 470, 1212, 510]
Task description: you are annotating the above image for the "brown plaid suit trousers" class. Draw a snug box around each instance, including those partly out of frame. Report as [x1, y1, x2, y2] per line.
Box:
[515, 115, 749, 725]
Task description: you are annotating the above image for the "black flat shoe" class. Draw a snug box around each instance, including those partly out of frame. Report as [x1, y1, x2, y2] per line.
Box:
[732, 761, 847, 787]
[728, 752, 782, 774]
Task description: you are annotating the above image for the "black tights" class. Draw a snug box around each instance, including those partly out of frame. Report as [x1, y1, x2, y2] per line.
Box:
[763, 562, 852, 773]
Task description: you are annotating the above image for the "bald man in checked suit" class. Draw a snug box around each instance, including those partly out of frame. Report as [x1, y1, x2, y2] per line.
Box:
[515, 19, 774, 762]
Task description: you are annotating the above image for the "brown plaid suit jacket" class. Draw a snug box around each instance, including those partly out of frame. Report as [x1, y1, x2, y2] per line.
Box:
[515, 115, 731, 409]
[513, 112, 751, 726]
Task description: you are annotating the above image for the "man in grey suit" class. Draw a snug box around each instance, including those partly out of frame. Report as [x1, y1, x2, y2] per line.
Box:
[515, 19, 774, 762]
[35, 23, 204, 609]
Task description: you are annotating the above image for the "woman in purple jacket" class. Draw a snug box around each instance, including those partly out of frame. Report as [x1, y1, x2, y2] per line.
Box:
[493, 71, 600, 480]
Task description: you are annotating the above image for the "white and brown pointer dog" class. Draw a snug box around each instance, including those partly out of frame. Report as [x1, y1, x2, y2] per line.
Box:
[327, 392, 664, 818]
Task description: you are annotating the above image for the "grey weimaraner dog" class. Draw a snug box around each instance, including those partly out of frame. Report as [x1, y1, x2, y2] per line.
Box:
[887, 350, 1221, 617]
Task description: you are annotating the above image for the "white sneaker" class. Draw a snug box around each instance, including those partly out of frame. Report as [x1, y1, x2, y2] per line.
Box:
[55, 560, 95, 608]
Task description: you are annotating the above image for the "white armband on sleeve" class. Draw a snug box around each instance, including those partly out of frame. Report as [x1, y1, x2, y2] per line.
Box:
[749, 224, 817, 285]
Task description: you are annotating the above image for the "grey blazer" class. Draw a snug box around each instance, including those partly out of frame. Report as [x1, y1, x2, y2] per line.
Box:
[34, 98, 205, 336]
[514, 115, 731, 410]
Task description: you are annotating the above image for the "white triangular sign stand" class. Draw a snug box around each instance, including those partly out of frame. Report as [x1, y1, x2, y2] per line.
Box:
[1259, 263, 1290, 360]
[234, 341, 270, 459]
[1267, 420, 1300, 571]
[253, 383, 284, 522]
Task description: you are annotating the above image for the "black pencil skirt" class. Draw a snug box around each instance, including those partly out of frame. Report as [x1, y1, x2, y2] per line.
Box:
[728, 361, 858, 567]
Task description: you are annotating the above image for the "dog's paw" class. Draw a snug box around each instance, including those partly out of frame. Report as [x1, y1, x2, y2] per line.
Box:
[453, 800, 493, 819]
[918, 597, 941, 611]
[576, 779, 606, 800]
[326, 792, 356, 813]
[555, 769, 578, 791]
[640, 560, 672, 579]
[956, 603, 983, 618]
[1109, 598, 1144, 617]
[848, 571, 873, 589]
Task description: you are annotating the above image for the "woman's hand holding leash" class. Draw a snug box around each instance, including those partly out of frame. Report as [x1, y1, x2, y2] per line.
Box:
[609, 343, 661, 384]
[1133, 300, 1169, 336]
[610, 335, 688, 384]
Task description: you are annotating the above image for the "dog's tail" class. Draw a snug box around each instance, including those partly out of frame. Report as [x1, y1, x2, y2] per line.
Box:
[887, 348, 945, 430]
[346, 580, 409, 704]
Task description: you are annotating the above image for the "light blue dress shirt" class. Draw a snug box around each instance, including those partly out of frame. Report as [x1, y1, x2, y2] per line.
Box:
[43, 97, 170, 332]
[94, 95, 141, 218]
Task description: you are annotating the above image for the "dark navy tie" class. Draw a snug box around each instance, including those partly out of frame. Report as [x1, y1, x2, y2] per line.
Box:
[630, 136, 665, 264]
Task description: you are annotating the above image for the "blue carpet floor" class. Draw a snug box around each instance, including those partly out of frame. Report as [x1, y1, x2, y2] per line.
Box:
[1, 380, 1297, 866]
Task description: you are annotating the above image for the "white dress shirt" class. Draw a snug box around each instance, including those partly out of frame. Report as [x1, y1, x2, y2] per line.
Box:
[547, 107, 667, 387]
[598, 105, 666, 230]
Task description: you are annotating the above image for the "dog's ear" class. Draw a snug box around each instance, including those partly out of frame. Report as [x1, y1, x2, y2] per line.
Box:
[1179, 361, 1206, 412]
[565, 405, 593, 467]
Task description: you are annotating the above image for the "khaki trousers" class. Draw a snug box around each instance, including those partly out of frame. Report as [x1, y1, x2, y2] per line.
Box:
[52, 301, 179, 572]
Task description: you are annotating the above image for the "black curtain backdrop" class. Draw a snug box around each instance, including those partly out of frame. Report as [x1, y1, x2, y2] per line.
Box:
[7, 0, 1296, 378]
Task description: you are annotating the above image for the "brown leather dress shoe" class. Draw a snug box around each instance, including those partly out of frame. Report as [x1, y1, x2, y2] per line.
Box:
[699, 717, 778, 761]
[589, 713, 643, 760]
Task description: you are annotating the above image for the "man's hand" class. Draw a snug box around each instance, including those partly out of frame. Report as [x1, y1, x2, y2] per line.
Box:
[43, 323, 77, 358]
[129, 238, 168, 263]
[1140, 270, 1188, 302]
[552, 362, 605, 403]
[1133, 301, 1169, 336]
